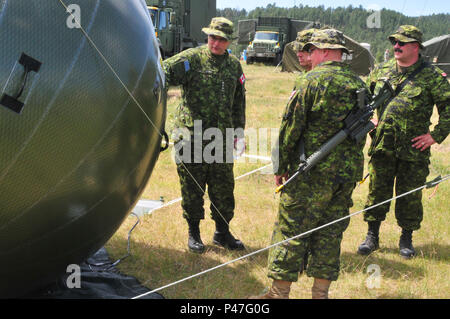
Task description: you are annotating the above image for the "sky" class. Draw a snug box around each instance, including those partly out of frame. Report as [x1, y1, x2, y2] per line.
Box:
[216, 0, 450, 17]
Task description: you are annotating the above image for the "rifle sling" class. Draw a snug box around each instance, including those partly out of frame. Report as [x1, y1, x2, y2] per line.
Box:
[372, 61, 429, 149]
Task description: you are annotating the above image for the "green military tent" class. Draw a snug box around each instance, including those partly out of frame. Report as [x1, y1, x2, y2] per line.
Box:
[422, 34, 450, 74]
[281, 34, 375, 76]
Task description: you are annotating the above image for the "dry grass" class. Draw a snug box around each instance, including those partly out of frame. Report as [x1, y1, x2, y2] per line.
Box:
[106, 63, 450, 299]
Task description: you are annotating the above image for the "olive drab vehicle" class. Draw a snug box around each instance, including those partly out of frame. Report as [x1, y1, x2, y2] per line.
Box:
[422, 34, 450, 74]
[146, 0, 216, 58]
[238, 17, 317, 65]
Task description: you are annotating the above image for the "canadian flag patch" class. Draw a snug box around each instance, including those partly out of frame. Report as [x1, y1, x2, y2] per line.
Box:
[239, 73, 246, 85]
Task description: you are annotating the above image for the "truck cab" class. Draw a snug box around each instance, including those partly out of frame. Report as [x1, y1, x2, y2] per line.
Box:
[255, 31, 280, 42]
[146, 0, 216, 58]
[147, 5, 174, 57]
[246, 29, 284, 65]
[238, 17, 315, 67]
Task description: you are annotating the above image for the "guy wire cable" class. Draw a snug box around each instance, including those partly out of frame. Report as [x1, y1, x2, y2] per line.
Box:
[58, 0, 271, 280]
[86, 213, 140, 271]
[394, 0, 408, 28]
[148, 162, 273, 213]
[132, 174, 450, 299]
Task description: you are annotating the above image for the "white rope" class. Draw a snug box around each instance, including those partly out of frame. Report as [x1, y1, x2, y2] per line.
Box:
[241, 154, 272, 162]
[146, 163, 273, 213]
[132, 174, 449, 299]
[234, 163, 272, 180]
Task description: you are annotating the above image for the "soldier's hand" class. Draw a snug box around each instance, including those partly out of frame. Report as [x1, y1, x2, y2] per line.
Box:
[275, 173, 289, 186]
[370, 118, 378, 128]
[234, 138, 246, 157]
[411, 133, 436, 151]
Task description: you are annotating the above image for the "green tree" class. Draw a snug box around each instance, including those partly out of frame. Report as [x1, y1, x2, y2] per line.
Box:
[218, 5, 450, 62]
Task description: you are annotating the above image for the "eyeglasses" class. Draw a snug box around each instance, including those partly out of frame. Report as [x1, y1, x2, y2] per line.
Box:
[390, 39, 407, 46]
[208, 35, 228, 43]
[307, 47, 317, 54]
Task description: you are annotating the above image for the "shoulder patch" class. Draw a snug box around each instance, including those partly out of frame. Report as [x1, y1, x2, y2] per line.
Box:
[424, 62, 448, 79]
[239, 73, 246, 85]
[184, 60, 190, 72]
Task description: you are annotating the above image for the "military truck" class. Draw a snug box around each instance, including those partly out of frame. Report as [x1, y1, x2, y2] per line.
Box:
[146, 0, 216, 58]
[238, 17, 316, 65]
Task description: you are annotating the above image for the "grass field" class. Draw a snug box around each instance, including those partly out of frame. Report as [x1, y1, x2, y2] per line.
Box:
[106, 62, 449, 299]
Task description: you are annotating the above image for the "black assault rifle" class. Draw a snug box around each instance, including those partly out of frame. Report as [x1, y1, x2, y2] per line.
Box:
[275, 79, 395, 194]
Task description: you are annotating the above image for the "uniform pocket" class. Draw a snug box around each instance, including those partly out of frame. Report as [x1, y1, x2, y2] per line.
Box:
[395, 85, 432, 159]
[404, 85, 422, 99]
[223, 74, 237, 102]
[193, 70, 214, 88]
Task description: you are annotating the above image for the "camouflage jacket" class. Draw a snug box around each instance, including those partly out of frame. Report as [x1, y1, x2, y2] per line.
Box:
[367, 57, 450, 161]
[163, 45, 246, 138]
[274, 61, 367, 184]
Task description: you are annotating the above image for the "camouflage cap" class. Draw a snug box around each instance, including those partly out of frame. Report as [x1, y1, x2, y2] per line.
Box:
[202, 17, 235, 41]
[388, 25, 424, 48]
[294, 28, 317, 52]
[303, 28, 350, 54]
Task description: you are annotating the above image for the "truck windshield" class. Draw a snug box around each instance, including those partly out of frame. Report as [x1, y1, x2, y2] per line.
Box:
[159, 11, 168, 30]
[148, 8, 158, 28]
[254, 32, 279, 41]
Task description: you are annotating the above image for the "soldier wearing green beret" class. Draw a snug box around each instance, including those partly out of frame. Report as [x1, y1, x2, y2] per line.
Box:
[357, 25, 450, 259]
[163, 17, 246, 254]
[251, 29, 367, 299]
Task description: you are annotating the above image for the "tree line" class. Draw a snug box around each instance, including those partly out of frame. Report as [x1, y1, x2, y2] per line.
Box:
[217, 4, 449, 62]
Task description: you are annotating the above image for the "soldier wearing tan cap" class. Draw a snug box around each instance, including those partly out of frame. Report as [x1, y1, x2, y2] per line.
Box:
[251, 29, 368, 299]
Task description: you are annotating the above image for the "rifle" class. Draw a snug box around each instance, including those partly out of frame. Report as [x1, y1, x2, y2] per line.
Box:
[275, 79, 394, 194]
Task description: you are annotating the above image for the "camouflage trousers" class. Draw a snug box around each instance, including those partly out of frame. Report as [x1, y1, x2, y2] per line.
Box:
[364, 152, 430, 231]
[177, 161, 235, 222]
[267, 174, 356, 282]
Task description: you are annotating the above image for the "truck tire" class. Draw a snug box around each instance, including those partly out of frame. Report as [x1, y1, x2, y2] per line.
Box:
[273, 53, 282, 66]
[246, 57, 253, 65]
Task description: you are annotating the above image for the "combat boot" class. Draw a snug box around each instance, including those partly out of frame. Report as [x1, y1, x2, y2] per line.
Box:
[357, 221, 381, 255]
[213, 218, 245, 251]
[399, 229, 416, 259]
[248, 280, 291, 299]
[311, 278, 331, 299]
[187, 219, 205, 254]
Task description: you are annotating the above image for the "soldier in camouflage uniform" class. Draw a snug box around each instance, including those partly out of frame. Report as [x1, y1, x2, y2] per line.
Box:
[294, 28, 317, 73]
[163, 17, 246, 254]
[282, 28, 316, 274]
[251, 29, 367, 299]
[357, 25, 449, 259]
[280, 29, 317, 141]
